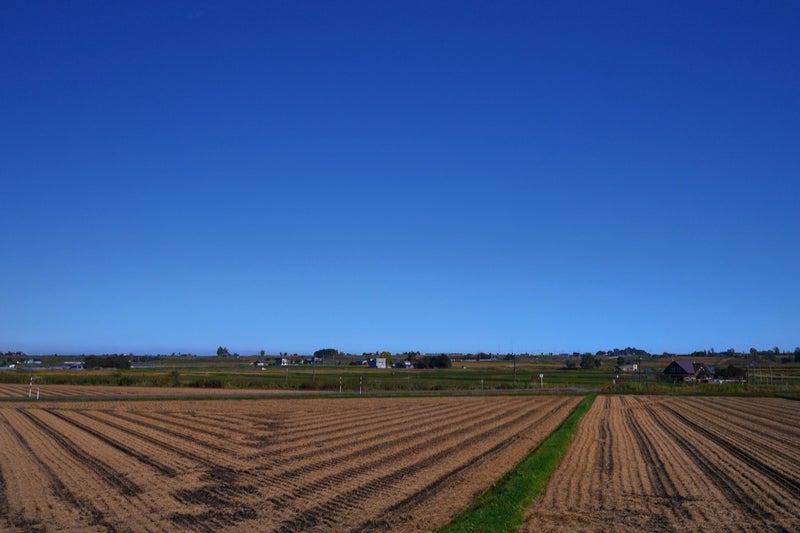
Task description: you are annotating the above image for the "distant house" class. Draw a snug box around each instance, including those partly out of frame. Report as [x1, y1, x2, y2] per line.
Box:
[661, 360, 713, 383]
[368, 358, 387, 369]
[616, 363, 638, 373]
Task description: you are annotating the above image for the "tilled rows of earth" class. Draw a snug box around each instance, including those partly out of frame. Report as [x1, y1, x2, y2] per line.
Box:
[524, 395, 800, 532]
[0, 394, 579, 532]
[0, 384, 299, 400]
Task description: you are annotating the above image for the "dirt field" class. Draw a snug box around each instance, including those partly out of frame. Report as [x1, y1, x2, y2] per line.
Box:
[524, 395, 800, 532]
[0, 394, 579, 532]
[0, 384, 303, 400]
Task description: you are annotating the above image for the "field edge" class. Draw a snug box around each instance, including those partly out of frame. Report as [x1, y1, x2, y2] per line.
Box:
[439, 393, 597, 533]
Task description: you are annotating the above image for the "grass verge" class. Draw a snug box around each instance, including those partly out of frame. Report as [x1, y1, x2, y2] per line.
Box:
[440, 393, 596, 533]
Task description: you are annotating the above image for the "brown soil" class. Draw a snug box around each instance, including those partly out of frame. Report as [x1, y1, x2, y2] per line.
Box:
[523, 396, 800, 533]
[0, 394, 579, 532]
[0, 383, 301, 400]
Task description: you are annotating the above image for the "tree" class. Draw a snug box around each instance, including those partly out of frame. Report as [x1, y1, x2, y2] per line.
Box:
[216, 346, 230, 357]
[580, 354, 597, 369]
[259, 350, 265, 357]
[717, 364, 745, 380]
[313, 348, 339, 359]
[401, 351, 420, 363]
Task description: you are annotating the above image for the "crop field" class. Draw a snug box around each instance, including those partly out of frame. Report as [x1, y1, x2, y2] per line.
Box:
[524, 396, 800, 532]
[0, 394, 579, 532]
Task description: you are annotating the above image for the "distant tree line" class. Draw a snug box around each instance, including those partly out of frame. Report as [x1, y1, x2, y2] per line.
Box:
[83, 355, 130, 369]
[595, 347, 650, 358]
[413, 354, 452, 369]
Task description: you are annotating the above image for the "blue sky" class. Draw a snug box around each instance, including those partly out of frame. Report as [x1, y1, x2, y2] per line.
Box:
[2, 1, 798, 355]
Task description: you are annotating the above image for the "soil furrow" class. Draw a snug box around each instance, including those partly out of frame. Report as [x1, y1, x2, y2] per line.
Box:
[644, 403, 774, 523]
[359, 398, 577, 532]
[79, 410, 221, 469]
[661, 403, 800, 501]
[45, 409, 178, 477]
[1, 411, 118, 532]
[17, 410, 141, 497]
[275, 399, 571, 531]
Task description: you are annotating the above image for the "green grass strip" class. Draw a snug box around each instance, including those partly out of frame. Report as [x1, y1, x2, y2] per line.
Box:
[440, 393, 597, 533]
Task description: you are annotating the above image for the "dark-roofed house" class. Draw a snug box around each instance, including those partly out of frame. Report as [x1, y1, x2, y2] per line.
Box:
[661, 360, 713, 383]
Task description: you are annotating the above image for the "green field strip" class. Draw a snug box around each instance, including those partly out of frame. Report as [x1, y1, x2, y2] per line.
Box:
[439, 393, 597, 533]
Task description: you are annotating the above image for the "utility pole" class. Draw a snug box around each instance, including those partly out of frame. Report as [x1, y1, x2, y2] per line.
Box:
[513, 353, 517, 387]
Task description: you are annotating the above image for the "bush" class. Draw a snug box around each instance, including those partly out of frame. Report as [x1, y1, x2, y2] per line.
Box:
[187, 378, 223, 388]
[113, 371, 135, 386]
[167, 370, 181, 387]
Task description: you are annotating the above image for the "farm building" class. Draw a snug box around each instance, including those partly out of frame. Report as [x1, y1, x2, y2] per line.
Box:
[661, 360, 713, 383]
[354, 358, 387, 368]
[615, 362, 638, 373]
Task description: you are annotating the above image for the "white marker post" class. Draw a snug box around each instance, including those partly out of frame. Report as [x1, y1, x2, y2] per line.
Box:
[339, 376, 342, 394]
[539, 373, 544, 389]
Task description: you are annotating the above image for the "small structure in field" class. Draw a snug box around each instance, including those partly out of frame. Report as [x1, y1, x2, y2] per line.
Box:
[661, 360, 713, 383]
[615, 362, 638, 373]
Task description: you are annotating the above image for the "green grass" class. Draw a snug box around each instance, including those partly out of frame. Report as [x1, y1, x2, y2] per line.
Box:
[4, 355, 799, 395]
[440, 393, 596, 533]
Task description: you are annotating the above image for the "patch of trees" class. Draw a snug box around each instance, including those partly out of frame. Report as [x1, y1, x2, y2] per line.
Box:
[749, 347, 784, 357]
[716, 364, 746, 380]
[214, 347, 239, 357]
[399, 351, 420, 363]
[413, 354, 452, 369]
[580, 354, 602, 369]
[83, 355, 130, 369]
[313, 348, 339, 359]
[595, 347, 650, 358]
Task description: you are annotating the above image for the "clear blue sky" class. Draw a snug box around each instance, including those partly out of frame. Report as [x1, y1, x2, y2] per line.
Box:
[2, 1, 798, 356]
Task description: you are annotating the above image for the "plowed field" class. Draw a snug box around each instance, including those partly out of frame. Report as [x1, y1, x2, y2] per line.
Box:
[524, 396, 800, 532]
[0, 384, 299, 400]
[0, 394, 579, 532]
